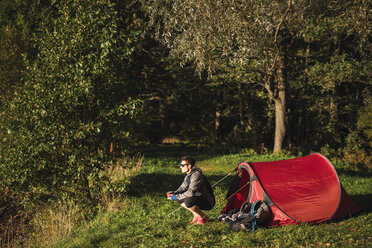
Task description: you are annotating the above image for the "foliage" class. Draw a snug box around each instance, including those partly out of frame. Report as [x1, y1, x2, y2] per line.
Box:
[144, 0, 372, 152]
[357, 102, 372, 148]
[147, 0, 283, 74]
[343, 103, 372, 168]
[0, 0, 142, 202]
[0, 26, 26, 105]
[145, 0, 294, 150]
[102, 153, 144, 197]
[0, 0, 51, 105]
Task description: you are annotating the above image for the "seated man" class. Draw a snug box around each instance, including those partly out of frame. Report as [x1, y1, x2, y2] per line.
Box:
[167, 156, 215, 225]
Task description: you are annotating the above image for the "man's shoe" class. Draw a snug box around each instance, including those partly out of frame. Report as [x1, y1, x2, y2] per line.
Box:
[190, 215, 200, 224]
[195, 216, 208, 225]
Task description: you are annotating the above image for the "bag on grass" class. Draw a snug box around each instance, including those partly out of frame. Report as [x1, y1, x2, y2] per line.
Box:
[228, 200, 270, 232]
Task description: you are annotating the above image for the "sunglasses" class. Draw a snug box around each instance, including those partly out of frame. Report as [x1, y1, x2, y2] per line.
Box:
[180, 163, 190, 168]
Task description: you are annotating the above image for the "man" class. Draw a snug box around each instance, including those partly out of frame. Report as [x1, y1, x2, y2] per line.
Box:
[167, 156, 215, 225]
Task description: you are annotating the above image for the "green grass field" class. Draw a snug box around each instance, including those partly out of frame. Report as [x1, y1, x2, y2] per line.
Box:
[52, 145, 372, 248]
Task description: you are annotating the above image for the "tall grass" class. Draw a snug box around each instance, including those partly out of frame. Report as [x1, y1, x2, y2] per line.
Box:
[1, 215, 26, 248]
[25, 199, 87, 247]
[18, 153, 144, 248]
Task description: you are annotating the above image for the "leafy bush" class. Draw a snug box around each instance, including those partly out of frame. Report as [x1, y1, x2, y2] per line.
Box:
[100, 153, 144, 199]
[357, 103, 372, 148]
[0, 0, 141, 203]
[343, 103, 372, 169]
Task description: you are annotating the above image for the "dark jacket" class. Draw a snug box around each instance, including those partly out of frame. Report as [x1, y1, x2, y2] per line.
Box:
[174, 166, 215, 207]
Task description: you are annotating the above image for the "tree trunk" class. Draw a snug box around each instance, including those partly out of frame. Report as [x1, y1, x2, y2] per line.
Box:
[215, 107, 222, 144]
[215, 89, 223, 144]
[297, 44, 310, 148]
[273, 55, 286, 153]
[274, 98, 286, 152]
[82, 174, 92, 201]
[237, 83, 245, 127]
[330, 88, 338, 121]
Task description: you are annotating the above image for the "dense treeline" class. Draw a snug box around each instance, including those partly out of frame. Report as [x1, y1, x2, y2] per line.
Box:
[0, 0, 371, 202]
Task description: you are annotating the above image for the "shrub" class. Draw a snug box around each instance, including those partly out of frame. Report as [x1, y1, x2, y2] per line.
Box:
[343, 102, 372, 169]
[0, 0, 141, 204]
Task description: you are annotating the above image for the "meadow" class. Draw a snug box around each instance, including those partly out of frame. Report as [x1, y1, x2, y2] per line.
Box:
[51, 145, 371, 248]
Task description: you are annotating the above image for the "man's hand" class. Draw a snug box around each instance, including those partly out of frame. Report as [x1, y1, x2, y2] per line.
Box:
[166, 192, 176, 200]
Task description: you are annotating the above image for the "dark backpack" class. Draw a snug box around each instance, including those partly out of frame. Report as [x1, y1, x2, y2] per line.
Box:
[228, 200, 271, 232]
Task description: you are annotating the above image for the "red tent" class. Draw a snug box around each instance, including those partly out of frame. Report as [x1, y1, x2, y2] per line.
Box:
[221, 153, 360, 226]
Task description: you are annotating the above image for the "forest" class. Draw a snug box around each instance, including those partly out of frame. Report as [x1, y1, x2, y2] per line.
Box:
[0, 0, 371, 246]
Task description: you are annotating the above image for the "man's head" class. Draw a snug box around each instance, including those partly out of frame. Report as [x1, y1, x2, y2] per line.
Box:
[180, 156, 195, 173]
[181, 156, 195, 167]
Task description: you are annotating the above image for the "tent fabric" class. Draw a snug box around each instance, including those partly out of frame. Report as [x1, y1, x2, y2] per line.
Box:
[221, 153, 360, 227]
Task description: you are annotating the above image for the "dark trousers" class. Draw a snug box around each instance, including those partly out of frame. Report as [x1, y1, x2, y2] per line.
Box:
[176, 196, 213, 210]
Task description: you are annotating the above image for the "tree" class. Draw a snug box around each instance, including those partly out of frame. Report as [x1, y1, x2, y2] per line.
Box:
[145, 0, 296, 152]
[290, 0, 372, 151]
[145, 0, 371, 152]
[0, 0, 141, 200]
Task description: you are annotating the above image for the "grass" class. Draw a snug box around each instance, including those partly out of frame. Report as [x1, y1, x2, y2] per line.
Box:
[51, 145, 371, 248]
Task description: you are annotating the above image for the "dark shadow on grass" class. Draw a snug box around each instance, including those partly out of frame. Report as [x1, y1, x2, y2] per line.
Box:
[336, 168, 372, 178]
[127, 172, 234, 197]
[352, 194, 372, 214]
[137, 143, 240, 160]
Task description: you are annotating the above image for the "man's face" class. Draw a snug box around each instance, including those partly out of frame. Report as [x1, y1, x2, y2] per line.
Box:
[180, 160, 192, 173]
